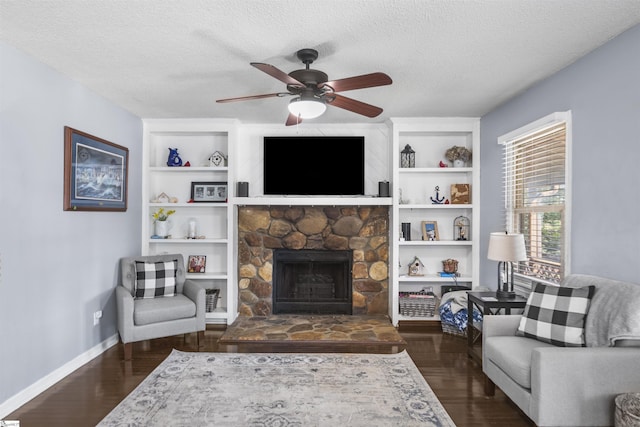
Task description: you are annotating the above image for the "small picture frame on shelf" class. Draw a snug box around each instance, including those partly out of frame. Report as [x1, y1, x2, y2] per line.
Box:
[187, 255, 206, 273]
[450, 184, 471, 204]
[190, 181, 227, 202]
[421, 221, 439, 241]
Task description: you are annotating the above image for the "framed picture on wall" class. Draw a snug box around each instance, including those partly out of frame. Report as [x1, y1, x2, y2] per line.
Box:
[191, 181, 227, 202]
[63, 126, 129, 211]
[187, 255, 207, 273]
[421, 221, 439, 241]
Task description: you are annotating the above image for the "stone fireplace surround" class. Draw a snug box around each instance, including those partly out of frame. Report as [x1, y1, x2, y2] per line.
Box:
[237, 205, 390, 317]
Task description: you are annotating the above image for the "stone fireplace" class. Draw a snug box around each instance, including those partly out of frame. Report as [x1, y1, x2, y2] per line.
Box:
[272, 249, 353, 315]
[237, 205, 389, 317]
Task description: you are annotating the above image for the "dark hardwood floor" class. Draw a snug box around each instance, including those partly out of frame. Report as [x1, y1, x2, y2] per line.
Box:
[6, 325, 534, 426]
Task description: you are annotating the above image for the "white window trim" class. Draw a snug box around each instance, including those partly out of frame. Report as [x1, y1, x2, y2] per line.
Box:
[497, 111, 572, 293]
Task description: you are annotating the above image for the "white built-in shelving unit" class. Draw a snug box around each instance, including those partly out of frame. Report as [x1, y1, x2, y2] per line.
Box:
[389, 117, 480, 325]
[141, 118, 479, 327]
[142, 119, 239, 325]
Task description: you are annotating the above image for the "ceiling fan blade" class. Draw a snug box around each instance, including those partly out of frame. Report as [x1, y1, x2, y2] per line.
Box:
[251, 63, 306, 87]
[216, 92, 287, 103]
[285, 113, 302, 126]
[326, 94, 383, 118]
[322, 72, 392, 93]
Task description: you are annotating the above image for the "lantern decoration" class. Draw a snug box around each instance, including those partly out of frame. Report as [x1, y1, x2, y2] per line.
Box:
[454, 215, 470, 241]
[400, 144, 415, 168]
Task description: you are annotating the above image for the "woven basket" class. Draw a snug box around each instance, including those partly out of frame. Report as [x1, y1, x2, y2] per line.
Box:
[399, 291, 438, 317]
[205, 289, 220, 312]
[441, 321, 481, 340]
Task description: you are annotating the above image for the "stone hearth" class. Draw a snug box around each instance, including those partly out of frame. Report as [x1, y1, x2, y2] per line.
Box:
[237, 206, 389, 317]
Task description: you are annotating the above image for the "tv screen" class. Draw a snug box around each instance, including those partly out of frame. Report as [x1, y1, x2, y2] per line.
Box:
[264, 136, 365, 196]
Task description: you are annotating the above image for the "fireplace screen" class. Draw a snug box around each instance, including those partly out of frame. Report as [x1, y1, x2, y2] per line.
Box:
[272, 249, 353, 315]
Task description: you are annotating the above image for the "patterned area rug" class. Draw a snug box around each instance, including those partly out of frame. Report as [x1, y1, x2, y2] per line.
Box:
[98, 349, 456, 427]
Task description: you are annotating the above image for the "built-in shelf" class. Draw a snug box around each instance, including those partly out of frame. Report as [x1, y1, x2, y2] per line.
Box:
[398, 274, 473, 283]
[390, 117, 480, 326]
[399, 167, 472, 173]
[149, 166, 229, 172]
[187, 273, 227, 280]
[148, 203, 229, 208]
[398, 204, 474, 209]
[149, 238, 229, 244]
[399, 240, 473, 246]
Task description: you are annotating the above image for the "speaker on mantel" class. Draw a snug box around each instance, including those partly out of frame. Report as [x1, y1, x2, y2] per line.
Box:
[237, 182, 249, 197]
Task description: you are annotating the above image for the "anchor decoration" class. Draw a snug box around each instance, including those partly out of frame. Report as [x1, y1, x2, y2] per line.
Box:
[430, 186, 445, 204]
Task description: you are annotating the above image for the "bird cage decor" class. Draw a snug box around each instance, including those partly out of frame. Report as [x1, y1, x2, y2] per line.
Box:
[400, 144, 415, 168]
[454, 215, 470, 241]
[408, 256, 425, 276]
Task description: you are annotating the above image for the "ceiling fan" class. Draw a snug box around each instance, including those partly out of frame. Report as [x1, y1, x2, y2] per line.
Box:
[216, 48, 392, 126]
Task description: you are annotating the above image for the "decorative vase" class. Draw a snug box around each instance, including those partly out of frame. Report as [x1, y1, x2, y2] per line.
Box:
[155, 220, 169, 238]
[453, 159, 465, 168]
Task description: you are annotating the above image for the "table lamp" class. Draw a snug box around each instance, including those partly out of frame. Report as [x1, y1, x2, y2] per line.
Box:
[487, 232, 527, 298]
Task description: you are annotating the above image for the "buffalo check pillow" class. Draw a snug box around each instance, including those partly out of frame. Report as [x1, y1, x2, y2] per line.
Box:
[516, 283, 595, 347]
[134, 260, 178, 299]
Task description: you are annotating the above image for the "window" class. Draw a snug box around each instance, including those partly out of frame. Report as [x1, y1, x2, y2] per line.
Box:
[498, 112, 571, 287]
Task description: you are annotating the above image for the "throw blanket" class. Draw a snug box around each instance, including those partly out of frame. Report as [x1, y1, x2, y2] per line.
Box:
[440, 287, 489, 314]
[564, 274, 640, 347]
[439, 290, 484, 332]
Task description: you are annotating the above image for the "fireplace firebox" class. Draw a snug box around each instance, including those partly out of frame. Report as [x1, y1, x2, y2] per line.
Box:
[272, 249, 353, 315]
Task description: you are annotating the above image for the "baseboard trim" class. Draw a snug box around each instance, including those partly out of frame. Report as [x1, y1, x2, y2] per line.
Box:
[0, 333, 119, 418]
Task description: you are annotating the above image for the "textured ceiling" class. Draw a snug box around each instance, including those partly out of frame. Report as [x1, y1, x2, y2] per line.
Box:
[1, 0, 639, 125]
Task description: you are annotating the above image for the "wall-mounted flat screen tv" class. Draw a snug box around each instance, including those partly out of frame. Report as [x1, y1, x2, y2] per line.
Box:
[264, 136, 365, 195]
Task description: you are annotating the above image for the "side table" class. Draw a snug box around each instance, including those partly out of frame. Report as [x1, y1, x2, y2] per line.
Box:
[466, 291, 528, 365]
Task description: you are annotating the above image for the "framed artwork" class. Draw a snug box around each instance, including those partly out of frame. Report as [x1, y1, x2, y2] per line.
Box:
[451, 183, 471, 204]
[422, 221, 439, 241]
[187, 255, 206, 273]
[191, 181, 227, 202]
[63, 126, 129, 211]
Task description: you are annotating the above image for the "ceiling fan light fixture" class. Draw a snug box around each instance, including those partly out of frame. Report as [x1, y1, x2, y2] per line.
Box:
[288, 97, 326, 119]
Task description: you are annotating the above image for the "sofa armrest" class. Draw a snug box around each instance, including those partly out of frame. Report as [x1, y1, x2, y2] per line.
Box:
[115, 285, 134, 343]
[183, 279, 206, 328]
[483, 314, 521, 338]
[532, 346, 640, 426]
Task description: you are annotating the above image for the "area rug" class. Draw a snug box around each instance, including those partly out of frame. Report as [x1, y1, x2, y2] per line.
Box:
[98, 349, 456, 427]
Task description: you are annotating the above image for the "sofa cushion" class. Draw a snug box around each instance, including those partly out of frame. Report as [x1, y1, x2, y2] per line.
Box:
[133, 294, 196, 325]
[516, 283, 595, 347]
[134, 259, 177, 299]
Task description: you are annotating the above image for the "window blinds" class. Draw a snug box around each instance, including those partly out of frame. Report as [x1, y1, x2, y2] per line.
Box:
[503, 122, 566, 284]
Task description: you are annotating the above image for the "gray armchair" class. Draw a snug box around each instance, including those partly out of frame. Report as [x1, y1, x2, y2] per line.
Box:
[116, 254, 206, 360]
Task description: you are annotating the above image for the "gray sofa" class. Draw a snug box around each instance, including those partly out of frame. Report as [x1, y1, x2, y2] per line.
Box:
[483, 274, 640, 426]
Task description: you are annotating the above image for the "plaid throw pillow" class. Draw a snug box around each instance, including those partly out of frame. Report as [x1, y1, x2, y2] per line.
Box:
[516, 283, 595, 347]
[134, 260, 178, 299]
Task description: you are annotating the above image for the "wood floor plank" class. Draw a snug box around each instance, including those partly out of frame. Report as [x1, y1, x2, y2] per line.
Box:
[5, 327, 534, 426]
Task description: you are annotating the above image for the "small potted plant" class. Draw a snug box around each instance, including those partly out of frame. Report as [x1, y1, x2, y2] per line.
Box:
[152, 207, 175, 238]
[445, 146, 472, 167]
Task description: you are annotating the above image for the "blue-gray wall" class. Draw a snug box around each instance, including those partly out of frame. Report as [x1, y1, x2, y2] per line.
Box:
[480, 25, 640, 286]
[0, 42, 142, 409]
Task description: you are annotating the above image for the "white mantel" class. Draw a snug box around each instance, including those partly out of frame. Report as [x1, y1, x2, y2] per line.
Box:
[230, 196, 392, 206]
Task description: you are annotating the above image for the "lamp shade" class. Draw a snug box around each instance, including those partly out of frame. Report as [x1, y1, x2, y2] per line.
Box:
[487, 232, 527, 262]
[288, 97, 326, 119]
